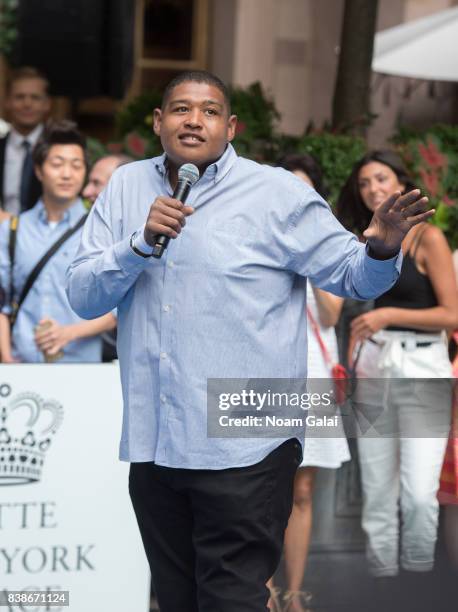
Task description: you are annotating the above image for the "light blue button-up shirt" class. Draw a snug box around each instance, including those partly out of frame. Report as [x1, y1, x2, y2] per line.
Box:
[67, 144, 402, 468]
[0, 198, 103, 363]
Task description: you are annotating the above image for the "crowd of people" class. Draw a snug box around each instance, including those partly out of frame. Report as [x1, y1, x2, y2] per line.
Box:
[0, 66, 457, 612]
[0, 67, 133, 363]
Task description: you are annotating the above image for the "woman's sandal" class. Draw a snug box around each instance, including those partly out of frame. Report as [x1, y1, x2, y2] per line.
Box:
[282, 589, 314, 612]
[268, 586, 284, 612]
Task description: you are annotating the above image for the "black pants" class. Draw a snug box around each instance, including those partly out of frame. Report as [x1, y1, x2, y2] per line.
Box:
[129, 439, 301, 612]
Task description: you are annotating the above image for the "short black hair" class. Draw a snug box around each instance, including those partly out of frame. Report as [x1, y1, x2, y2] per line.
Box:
[33, 120, 88, 168]
[336, 150, 416, 236]
[161, 70, 231, 114]
[276, 153, 329, 199]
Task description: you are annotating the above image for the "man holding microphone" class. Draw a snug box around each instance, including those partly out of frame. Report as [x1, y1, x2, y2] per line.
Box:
[67, 71, 433, 612]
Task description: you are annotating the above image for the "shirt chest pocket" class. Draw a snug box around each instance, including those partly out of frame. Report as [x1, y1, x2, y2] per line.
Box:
[205, 217, 259, 270]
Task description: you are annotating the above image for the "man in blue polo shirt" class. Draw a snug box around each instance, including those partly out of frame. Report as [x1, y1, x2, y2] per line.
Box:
[0, 120, 115, 363]
[67, 71, 433, 612]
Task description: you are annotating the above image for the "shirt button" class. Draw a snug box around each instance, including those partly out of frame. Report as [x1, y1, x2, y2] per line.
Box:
[160, 352, 167, 360]
[168, 261, 174, 268]
[160, 394, 166, 403]
[163, 305, 171, 312]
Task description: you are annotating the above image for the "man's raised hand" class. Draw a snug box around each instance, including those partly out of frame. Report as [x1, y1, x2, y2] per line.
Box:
[363, 189, 434, 259]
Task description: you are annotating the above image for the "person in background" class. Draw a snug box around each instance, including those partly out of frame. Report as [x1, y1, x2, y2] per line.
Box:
[83, 154, 133, 204]
[0, 67, 51, 223]
[0, 120, 116, 363]
[337, 150, 458, 610]
[438, 250, 458, 572]
[82, 153, 133, 361]
[269, 153, 350, 612]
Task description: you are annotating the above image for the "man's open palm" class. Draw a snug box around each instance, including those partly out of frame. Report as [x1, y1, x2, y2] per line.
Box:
[363, 189, 434, 258]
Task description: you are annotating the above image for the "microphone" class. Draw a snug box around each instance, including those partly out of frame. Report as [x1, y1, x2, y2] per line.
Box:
[152, 163, 200, 259]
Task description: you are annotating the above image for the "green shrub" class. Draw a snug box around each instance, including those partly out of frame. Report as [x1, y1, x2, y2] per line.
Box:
[295, 132, 366, 205]
[391, 125, 458, 249]
[228, 82, 280, 160]
[0, 0, 18, 58]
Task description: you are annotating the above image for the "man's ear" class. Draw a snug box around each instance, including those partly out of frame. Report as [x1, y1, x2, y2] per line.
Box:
[153, 108, 162, 137]
[34, 164, 43, 182]
[226, 114, 237, 143]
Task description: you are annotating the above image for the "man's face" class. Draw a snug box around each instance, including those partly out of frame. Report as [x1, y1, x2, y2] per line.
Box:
[153, 81, 237, 173]
[83, 156, 120, 203]
[5, 78, 51, 133]
[35, 144, 86, 204]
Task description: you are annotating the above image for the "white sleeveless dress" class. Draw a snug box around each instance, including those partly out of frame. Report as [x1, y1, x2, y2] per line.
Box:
[301, 283, 351, 468]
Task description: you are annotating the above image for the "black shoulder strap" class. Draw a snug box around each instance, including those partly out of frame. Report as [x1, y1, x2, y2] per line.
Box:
[8, 215, 19, 313]
[0, 136, 8, 204]
[10, 214, 88, 328]
[409, 224, 428, 260]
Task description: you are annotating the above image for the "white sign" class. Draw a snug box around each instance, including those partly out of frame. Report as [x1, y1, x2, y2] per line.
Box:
[0, 365, 150, 612]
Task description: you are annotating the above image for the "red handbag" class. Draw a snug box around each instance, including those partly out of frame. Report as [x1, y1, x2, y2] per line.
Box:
[306, 306, 349, 405]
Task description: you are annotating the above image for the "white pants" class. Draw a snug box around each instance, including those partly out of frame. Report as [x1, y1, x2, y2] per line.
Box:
[356, 331, 452, 576]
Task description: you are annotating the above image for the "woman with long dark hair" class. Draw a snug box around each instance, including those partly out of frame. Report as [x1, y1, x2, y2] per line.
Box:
[269, 153, 350, 612]
[337, 150, 458, 600]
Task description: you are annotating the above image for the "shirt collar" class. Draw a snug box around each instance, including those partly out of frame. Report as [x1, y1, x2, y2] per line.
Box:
[153, 143, 238, 185]
[9, 123, 44, 148]
[35, 198, 87, 226]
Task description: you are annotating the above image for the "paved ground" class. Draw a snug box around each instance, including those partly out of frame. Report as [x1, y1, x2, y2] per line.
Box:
[148, 515, 457, 611]
[274, 521, 457, 611]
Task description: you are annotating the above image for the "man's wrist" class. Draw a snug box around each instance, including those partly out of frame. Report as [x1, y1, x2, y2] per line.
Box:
[130, 226, 154, 258]
[65, 324, 78, 343]
[366, 244, 400, 260]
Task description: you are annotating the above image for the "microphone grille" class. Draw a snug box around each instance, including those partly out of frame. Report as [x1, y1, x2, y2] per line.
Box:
[178, 163, 200, 185]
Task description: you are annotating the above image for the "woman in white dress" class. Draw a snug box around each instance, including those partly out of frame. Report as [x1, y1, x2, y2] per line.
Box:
[270, 154, 350, 612]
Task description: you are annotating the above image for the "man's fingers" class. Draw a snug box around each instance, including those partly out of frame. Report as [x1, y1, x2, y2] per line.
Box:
[402, 197, 430, 218]
[35, 333, 51, 343]
[36, 338, 53, 351]
[152, 197, 194, 214]
[153, 203, 187, 224]
[155, 213, 185, 233]
[375, 191, 401, 214]
[35, 330, 53, 341]
[36, 333, 55, 346]
[46, 345, 60, 356]
[392, 189, 422, 212]
[154, 196, 185, 210]
[150, 203, 194, 225]
[406, 209, 435, 226]
[145, 197, 195, 243]
[148, 223, 179, 239]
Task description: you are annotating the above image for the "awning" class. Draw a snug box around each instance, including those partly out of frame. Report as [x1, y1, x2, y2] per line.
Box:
[372, 6, 458, 82]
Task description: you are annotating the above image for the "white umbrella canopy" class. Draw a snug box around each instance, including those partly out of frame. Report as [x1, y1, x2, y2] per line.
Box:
[372, 6, 458, 82]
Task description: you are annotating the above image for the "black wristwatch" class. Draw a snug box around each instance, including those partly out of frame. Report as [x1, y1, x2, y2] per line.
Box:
[367, 245, 400, 260]
[130, 232, 153, 258]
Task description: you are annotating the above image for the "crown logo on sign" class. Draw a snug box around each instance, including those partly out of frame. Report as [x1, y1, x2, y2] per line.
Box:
[0, 383, 64, 486]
